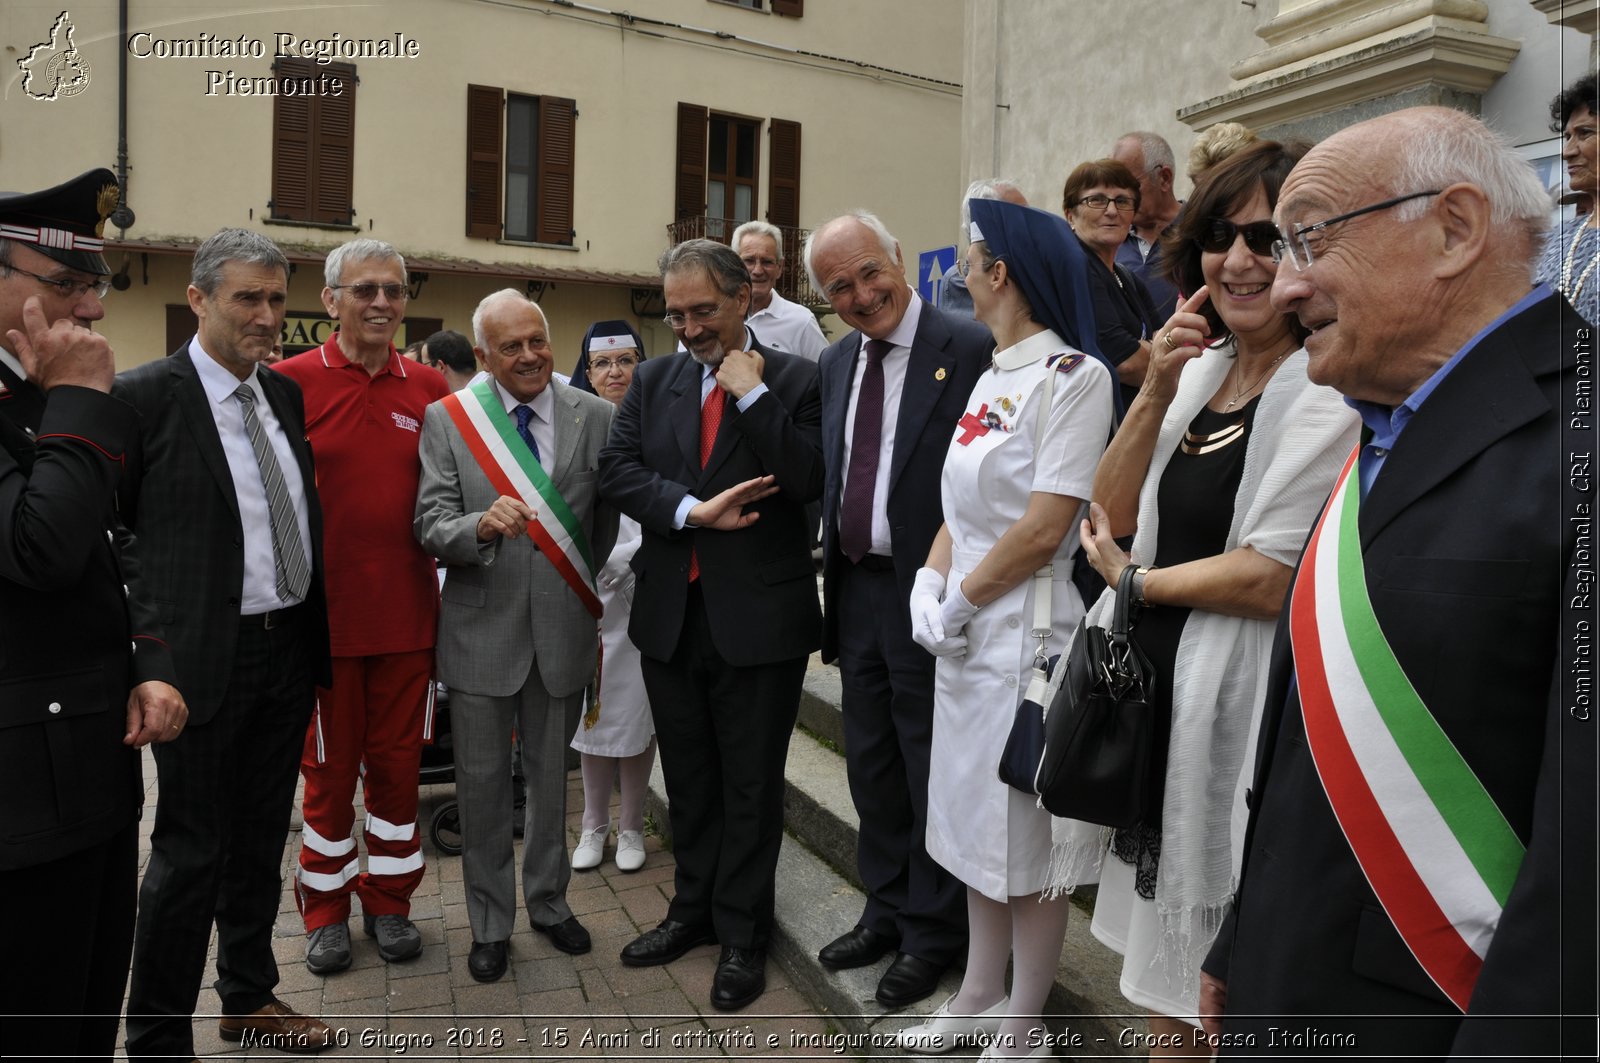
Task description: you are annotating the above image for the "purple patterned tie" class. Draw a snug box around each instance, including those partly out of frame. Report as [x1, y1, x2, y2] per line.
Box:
[839, 339, 891, 563]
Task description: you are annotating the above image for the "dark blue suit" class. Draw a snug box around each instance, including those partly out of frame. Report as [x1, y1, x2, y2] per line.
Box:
[819, 298, 991, 962]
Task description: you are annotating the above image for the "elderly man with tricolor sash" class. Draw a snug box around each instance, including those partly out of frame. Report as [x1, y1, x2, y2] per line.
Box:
[1199, 106, 1597, 1058]
[414, 288, 617, 984]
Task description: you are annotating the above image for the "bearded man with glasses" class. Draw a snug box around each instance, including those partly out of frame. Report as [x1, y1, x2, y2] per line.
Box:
[598, 238, 823, 1012]
[274, 238, 449, 976]
[1199, 107, 1597, 1059]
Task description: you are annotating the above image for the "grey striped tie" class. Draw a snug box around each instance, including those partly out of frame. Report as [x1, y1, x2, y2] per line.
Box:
[233, 384, 311, 602]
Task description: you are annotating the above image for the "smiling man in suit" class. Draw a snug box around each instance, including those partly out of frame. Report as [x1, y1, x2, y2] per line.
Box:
[599, 238, 823, 1011]
[415, 289, 617, 984]
[804, 211, 990, 1007]
[116, 228, 336, 1058]
[1200, 107, 1597, 1058]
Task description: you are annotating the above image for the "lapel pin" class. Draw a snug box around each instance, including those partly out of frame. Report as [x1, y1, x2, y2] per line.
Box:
[935, 367, 947, 381]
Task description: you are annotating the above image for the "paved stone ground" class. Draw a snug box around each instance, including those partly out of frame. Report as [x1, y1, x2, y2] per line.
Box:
[119, 749, 845, 1061]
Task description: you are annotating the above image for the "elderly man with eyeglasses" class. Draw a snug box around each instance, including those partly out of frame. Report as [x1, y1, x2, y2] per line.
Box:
[274, 238, 449, 975]
[598, 238, 823, 1011]
[1198, 107, 1598, 1059]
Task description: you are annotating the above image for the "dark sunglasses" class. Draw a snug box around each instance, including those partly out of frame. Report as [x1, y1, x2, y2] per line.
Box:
[1195, 218, 1281, 256]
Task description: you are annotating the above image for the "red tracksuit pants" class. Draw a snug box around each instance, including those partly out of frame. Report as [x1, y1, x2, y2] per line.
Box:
[296, 650, 433, 930]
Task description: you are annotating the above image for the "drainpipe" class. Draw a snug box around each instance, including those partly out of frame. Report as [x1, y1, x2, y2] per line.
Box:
[111, 0, 136, 230]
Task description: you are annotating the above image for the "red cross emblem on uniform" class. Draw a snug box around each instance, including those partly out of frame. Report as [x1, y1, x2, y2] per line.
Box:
[955, 403, 992, 446]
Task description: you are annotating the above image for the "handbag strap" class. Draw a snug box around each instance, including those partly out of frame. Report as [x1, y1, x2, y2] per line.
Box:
[1028, 352, 1058, 663]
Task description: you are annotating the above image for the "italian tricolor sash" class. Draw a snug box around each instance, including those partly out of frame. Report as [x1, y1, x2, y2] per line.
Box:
[441, 381, 602, 619]
[1290, 445, 1524, 1012]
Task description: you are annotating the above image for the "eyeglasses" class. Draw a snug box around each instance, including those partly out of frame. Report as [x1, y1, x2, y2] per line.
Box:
[663, 298, 729, 330]
[0, 261, 111, 299]
[1271, 190, 1441, 271]
[1075, 194, 1137, 214]
[1195, 219, 1282, 257]
[588, 355, 639, 373]
[329, 282, 409, 301]
[954, 254, 995, 279]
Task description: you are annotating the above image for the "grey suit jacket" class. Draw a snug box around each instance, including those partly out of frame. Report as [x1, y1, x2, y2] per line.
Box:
[415, 377, 618, 699]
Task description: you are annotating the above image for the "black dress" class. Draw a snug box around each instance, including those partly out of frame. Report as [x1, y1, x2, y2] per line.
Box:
[1111, 395, 1257, 899]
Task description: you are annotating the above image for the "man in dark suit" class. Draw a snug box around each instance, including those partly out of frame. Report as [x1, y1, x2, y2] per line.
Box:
[116, 228, 337, 1058]
[1199, 107, 1597, 1058]
[598, 238, 822, 1011]
[803, 211, 990, 1007]
[0, 169, 186, 1062]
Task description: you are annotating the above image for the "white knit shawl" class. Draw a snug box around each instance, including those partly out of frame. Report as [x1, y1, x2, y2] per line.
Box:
[1045, 342, 1358, 988]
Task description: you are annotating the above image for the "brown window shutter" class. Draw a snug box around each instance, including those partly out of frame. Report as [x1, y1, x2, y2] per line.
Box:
[770, 0, 803, 16]
[767, 119, 800, 230]
[466, 85, 504, 239]
[536, 96, 576, 245]
[314, 62, 356, 225]
[270, 57, 315, 221]
[675, 102, 708, 222]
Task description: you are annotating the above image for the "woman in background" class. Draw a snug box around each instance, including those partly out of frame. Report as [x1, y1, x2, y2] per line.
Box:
[568, 320, 654, 873]
[1535, 73, 1598, 325]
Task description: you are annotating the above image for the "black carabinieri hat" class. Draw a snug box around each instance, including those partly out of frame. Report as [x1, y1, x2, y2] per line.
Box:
[0, 167, 119, 275]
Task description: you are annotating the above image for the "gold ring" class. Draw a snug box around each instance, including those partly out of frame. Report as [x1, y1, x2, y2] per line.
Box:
[1163, 332, 1177, 351]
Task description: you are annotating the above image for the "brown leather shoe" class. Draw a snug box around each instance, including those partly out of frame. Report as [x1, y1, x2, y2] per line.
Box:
[218, 999, 336, 1054]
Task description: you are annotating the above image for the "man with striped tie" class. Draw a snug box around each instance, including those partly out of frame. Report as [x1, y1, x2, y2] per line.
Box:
[116, 228, 337, 1057]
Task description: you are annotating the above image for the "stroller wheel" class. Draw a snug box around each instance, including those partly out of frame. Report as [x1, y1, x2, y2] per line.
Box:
[430, 801, 463, 856]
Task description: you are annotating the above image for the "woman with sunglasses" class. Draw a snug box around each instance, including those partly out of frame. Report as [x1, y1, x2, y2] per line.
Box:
[1064, 159, 1162, 411]
[1049, 140, 1358, 1056]
[566, 320, 655, 874]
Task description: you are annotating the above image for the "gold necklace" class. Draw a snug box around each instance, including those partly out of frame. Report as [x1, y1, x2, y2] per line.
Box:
[1223, 347, 1291, 410]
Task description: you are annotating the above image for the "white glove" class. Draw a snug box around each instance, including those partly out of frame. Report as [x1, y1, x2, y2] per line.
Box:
[938, 578, 978, 640]
[909, 567, 968, 657]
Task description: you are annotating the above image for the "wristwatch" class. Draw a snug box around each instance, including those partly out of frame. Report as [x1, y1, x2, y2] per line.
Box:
[1130, 566, 1152, 608]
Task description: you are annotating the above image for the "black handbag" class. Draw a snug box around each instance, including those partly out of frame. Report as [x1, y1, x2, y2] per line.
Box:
[997, 648, 1054, 795]
[1034, 564, 1155, 828]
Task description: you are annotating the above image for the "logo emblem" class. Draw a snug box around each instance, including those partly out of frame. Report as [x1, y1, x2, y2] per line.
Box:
[18, 11, 92, 101]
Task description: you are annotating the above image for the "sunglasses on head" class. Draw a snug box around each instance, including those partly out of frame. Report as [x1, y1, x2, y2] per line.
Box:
[1195, 218, 1280, 256]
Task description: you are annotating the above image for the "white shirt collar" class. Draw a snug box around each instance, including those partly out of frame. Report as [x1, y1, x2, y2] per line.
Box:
[188, 334, 265, 405]
[699, 326, 759, 377]
[490, 374, 556, 421]
[993, 328, 1067, 371]
[866, 288, 923, 352]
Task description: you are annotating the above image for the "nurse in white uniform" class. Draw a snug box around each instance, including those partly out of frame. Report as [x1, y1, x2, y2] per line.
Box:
[568, 321, 655, 874]
[902, 201, 1115, 1059]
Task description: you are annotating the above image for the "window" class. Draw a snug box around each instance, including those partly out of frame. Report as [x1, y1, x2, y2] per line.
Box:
[675, 105, 801, 239]
[710, 0, 804, 13]
[270, 57, 357, 226]
[465, 85, 577, 245]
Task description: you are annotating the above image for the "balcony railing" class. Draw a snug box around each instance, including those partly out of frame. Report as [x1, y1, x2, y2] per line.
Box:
[666, 216, 825, 310]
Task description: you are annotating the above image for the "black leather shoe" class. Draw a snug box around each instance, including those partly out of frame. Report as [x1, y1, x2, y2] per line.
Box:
[468, 939, 508, 983]
[619, 919, 715, 967]
[875, 951, 947, 1008]
[533, 915, 592, 955]
[818, 925, 899, 970]
[711, 946, 766, 1011]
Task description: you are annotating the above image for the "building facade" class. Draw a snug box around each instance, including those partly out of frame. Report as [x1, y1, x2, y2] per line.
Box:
[1, 0, 965, 369]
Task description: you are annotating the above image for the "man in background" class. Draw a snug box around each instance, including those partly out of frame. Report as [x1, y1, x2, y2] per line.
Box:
[1111, 131, 1183, 319]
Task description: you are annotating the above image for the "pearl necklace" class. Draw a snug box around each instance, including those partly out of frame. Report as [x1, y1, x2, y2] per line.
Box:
[1223, 347, 1291, 410]
[1560, 219, 1600, 304]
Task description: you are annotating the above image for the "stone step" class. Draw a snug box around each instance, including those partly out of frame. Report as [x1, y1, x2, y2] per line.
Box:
[644, 658, 1144, 1058]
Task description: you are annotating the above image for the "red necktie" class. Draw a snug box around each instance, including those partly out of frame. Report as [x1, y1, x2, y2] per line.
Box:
[839, 339, 891, 562]
[690, 378, 726, 582]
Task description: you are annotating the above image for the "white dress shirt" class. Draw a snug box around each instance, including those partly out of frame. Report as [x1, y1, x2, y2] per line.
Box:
[839, 290, 923, 558]
[672, 326, 769, 529]
[489, 375, 555, 474]
[188, 338, 313, 614]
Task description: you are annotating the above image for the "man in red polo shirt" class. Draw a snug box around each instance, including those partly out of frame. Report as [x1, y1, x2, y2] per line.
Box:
[275, 239, 448, 973]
